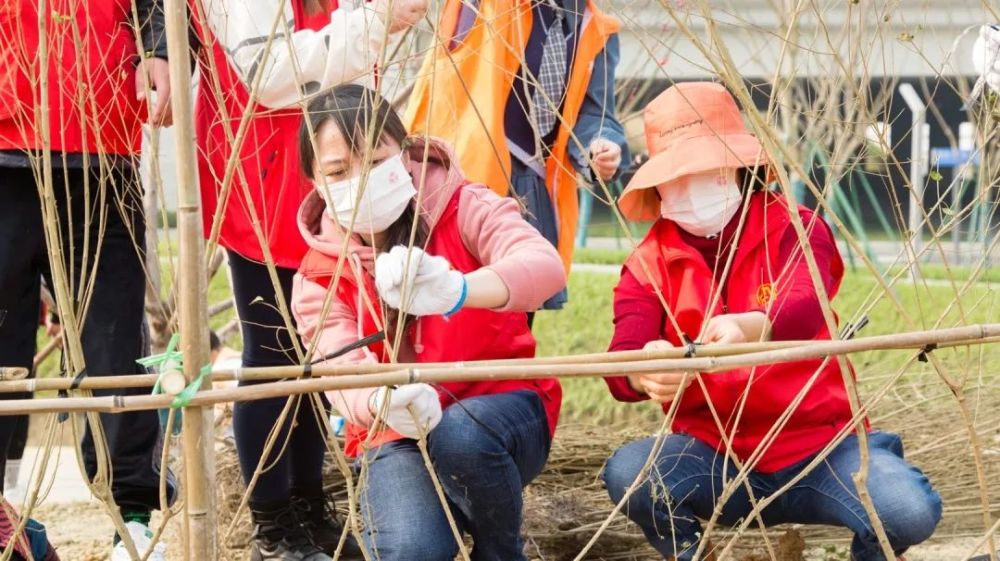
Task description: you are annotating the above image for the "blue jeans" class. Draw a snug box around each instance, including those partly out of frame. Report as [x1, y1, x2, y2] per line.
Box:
[603, 432, 941, 561]
[355, 390, 551, 561]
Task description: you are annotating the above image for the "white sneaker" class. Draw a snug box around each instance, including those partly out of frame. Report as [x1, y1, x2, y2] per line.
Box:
[111, 521, 167, 561]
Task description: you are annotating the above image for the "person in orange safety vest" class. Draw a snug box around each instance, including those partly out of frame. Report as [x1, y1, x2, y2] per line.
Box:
[405, 0, 630, 311]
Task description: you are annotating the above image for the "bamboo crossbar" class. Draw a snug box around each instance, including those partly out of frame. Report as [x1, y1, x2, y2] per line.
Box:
[0, 324, 997, 416]
[0, 338, 818, 394]
[5, 328, 992, 394]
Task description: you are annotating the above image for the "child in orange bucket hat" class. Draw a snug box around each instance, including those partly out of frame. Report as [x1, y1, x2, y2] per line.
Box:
[601, 83, 941, 561]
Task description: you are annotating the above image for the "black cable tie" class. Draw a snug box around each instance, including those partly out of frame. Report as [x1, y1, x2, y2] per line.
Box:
[918, 343, 938, 363]
[684, 342, 699, 358]
[311, 331, 386, 365]
[840, 315, 870, 340]
[57, 389, 70, 423]
[302, 362, 313, 379]
[69, 367, 87, 390]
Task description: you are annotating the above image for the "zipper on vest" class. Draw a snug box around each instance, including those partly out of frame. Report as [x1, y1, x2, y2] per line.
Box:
[350, 254, 366, 342]
[533, 381, 554, 402]
[413, 321, 425, 354]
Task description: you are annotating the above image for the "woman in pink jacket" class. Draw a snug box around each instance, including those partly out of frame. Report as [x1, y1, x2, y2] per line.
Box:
[291, 84, 567, 561]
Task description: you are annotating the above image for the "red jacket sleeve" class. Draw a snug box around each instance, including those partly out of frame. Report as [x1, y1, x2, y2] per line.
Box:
[604, 267, 663, 402]
[767, 210, 839, 341]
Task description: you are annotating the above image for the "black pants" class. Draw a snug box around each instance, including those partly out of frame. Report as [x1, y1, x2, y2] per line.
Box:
[0, 165, 167, 511]
[227, 251, 329, 505]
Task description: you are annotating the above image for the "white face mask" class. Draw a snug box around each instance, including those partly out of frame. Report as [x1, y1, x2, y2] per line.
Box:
[658, 170, 742, 237]
[316, 153, 416, 234]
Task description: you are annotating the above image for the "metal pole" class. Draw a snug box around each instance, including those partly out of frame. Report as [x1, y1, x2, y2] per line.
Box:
[954, 122, 976, 266]
[163, 0, 216, 557]
[898, 83, 928, 279]
[576, 188, 593, 249]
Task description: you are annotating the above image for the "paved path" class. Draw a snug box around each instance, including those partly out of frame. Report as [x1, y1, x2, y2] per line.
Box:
[5, 446, 97, 505]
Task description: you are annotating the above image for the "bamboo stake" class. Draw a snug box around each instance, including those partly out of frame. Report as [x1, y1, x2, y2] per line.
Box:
[1, 323, 998, 416]
[163, 0, 216, 557]
[408, 406, 472, 561]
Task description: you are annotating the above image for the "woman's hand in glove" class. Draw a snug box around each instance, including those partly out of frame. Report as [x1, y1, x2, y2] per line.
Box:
[375, 245, 467, 316]
[370, 384, 442, 439]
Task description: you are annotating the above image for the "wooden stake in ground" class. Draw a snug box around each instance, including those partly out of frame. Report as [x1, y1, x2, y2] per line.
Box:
[163, 0, 217, 557]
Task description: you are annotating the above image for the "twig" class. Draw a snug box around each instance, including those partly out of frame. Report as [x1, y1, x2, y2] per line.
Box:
[407, 405, 472, 561]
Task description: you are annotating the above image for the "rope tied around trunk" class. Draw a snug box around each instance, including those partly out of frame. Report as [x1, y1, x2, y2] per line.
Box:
[137, 334, 212, 434]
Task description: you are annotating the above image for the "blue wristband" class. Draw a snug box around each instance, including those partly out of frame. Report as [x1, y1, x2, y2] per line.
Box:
[443, 275, 468, 318]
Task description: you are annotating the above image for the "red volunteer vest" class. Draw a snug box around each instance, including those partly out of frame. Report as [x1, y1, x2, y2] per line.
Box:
[626, 192, 857, 472]
[193, 0, 333, 268]
[0, 0, 143, 155]
[300, 186, 563, 457]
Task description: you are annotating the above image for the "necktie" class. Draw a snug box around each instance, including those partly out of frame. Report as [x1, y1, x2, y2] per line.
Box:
[531, 2, 567, 137]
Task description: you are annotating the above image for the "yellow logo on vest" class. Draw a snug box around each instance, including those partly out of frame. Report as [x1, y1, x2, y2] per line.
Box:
[756, 283, 774, 307]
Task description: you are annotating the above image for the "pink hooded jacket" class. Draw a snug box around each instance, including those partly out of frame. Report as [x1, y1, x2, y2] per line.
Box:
[291, 137, 567, 427]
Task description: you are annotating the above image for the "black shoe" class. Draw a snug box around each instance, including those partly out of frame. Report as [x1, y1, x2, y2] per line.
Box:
[248, 503, 332, 561]
[291, 489, 364, 560]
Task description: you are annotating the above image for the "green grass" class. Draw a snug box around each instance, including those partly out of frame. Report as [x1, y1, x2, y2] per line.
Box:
[156, 211, 177, 229]
[584, 219, 652, 240]
[887, 264, 1000, 284]
[573, 247, 631, 265]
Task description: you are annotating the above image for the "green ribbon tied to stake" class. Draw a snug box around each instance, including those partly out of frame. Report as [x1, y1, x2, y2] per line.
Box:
[137, 334, 212, 435]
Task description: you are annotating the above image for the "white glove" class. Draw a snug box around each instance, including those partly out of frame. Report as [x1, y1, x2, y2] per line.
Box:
[371, 384, 442, 439]
[375, 245, 467, 317]
[375, 246, 424, 308]
[972, 24, 1000, 99]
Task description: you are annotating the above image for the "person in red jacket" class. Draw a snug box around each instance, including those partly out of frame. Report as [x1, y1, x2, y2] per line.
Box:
[193, 0, 424, 558]
[600, 83, 942, 561]
[292, 84, 566, 561]
[0, 2, 174, 559]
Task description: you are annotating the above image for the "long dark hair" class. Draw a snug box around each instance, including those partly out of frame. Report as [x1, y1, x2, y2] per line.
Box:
[300, 84, 428, 339]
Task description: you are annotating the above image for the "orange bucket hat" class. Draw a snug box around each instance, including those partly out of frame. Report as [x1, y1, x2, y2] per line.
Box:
[618, 82, 772, 221]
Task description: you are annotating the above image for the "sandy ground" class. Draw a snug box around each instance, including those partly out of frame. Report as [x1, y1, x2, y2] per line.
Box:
[17, 498, 993, 561]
